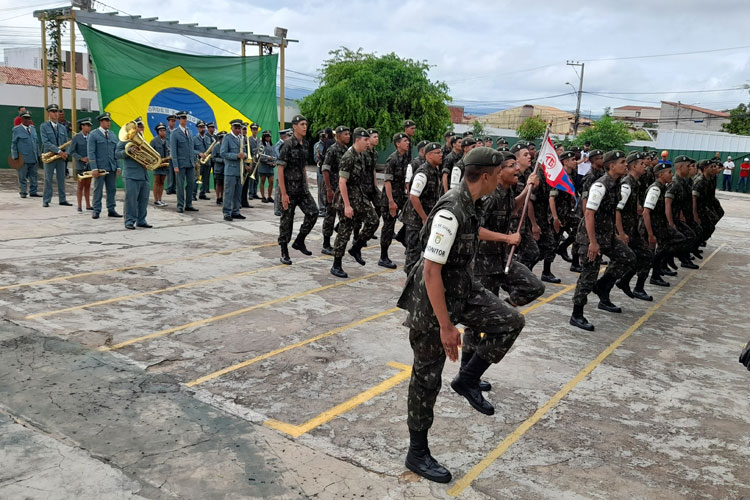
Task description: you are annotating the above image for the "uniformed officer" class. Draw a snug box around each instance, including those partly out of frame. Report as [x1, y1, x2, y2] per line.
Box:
[10, 110, 40, 199]
[212, 132, 226, 205]
[170, 111, 198, 213]
[40, 104, 72, 207]
[379, 132, 410, 268]
[447, 137, 478, 190]
[87, 112, 120, 219]
[692, 159, 719, 244]
[277, 114, 319, 265]
[149, 123, 170, 207]
[508, 141, 541, 270]
[193, 120, 212, 200]
[441, 136, 463, 192]
[273, 129, 292, 217]
[200, 121, 216, 199]
[363, 128, 382, 217]
[550, 151, 581, 274]
[242, 123, 261, 203]
[570, 150, 636, 331]
[397, 147, 526, 484]
[405, 140, 428, 193]
[666, 155, 701, 269]
[321, 125, 350, 255]
[330, 128, 380, 278]
[164, 114, 178, 194]
[70, 117, 92, 211]
[441, 131, 453, 160]
[614, 151, 653, 301]
[116, 124, 151, 230]
[220, 119, 247, 221]
[403, 119, 416, 159]
[402, 142, 443, 275]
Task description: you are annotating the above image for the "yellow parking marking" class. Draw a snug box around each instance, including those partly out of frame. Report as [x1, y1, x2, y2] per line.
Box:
[264, 362, 412, 438]
[0, 242, 276, 292]
[185, 307, 400, 387]
[447, 244, 723, 497]
[99, 267, 398, 352]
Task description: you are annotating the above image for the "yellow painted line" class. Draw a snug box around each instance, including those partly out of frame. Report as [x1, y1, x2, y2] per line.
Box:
[263, 361, 412, 437]
[100, 267, 397, 352]
[186, 307, 400, 387]
[447, 244, 724, 497]
[0, 242, 277, 292]
[519, 283, 576, 315]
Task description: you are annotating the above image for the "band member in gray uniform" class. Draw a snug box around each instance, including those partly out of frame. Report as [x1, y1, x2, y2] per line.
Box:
[169, 110, 198, 213]
[11, 110, 40, 199]
[220, 119, 247, 221]
[39, 104, 72, 207]
[117, 124, 151, 230]
[87, 112, 120, 218]
[70, 117, 92, 211]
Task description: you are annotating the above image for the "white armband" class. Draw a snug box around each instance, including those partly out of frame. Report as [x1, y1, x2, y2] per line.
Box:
[450, 166, 462, 189]
[586, 182, 606, 211]
[405, 163, 413, 183]
[616, 183, 632, 210]
[410, 172, 427, 196]
[424, 209, 458, 265]
[644, 186, 660, 210]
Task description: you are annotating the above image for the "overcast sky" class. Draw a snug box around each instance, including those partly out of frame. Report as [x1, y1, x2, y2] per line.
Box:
[2, 0, 749, 116]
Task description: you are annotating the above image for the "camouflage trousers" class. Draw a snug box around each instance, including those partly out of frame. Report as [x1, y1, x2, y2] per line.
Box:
[534, 223, 557, 267]
[516, 225, 541, 270]
[639, 222, 688, 263]
[322, 198, 339, 240]
[678, 220, 702, 251]
[572, 238, 635, 306]
[333, 199, 379, 258]
[278, 191, 319, 245]
[353, 189, 382, 237]
[380, 198, 405, 252]
[626, 230, 654, 278]
[475, 260, 545, 307]
[403, 224, 422, 276]
[407, 285, 525, 431]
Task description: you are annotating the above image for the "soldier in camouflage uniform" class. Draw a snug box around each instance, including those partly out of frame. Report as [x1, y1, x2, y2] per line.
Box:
[570, 150, 636, 331]
[665, 155, 701, 269]
[363, 128, 382, 218]
[330, 128, 379, 278]
[440, 131, 453, 160]
[397, 147, 526, 484]
[550, 151, 582, 273]
[405, 140, 428, 193]
[530, 151, 560, 284]
[379, 133, 410, 269]
[692, 159, 719, 244]
[639, 160, 687, 287]
[441, 136, 463, 192]
[708, 159, 725, 226]
[320, 126, 350, 255]
[445, 137, 477, 190]
[508, 142, 541, 269]
[277, 115, 319, 265]
[614, 151, 654, 301]
[402, 142, 443, 275]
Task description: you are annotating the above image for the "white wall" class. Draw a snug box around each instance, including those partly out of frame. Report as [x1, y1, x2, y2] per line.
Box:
[0, 83, 100, 111]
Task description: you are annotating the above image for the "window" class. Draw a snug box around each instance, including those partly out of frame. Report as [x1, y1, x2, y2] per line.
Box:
[80, 98, 92, 111]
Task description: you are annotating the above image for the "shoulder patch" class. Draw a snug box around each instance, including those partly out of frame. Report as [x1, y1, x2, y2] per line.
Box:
[586, 182, 606, 211]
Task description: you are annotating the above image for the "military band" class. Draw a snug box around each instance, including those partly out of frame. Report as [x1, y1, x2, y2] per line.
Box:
[10, 110, 40, 199]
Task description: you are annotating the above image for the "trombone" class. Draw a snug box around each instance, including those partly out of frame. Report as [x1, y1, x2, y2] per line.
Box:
[241, 132, 253, 184]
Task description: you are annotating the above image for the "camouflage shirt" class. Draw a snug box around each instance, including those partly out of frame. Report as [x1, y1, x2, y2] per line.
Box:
[336, 147, 369, 208]
[665, 175, 692, 220]
[441, 151, 462, 180]
[616, 174, 641, 236]
[576, 172, 620, 249]
[691, 173, 715, 220]
[531, 176, 552, 228]
[382, 150, 409, 207]
[322, 141, 347, 190]
[475, 185, 515, 275]
[277, 135, 309, 196]
[643, 181, 669, 231]
[550, 187, 577, 227]
[402, 162, 441, 228]
[362, 148, 378, 195]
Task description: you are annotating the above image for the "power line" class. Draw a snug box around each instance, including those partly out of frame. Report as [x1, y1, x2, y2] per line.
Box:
[588, 87, 746, 96]
[581, 44, 750, 62]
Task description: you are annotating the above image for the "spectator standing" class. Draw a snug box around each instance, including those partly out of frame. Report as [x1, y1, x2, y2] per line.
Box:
[722, 156, 735, 191]
[739, 158, 750, 193]
[14, 106, 28, 126]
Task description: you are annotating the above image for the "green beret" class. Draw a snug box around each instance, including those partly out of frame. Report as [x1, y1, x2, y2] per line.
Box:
[392, 132, 408, 143]
[603, 150, 626, 163]
[403, 119, 415, 128]
[497, 138, 509, 145]
[559, 151, 576, 161]
[462, 137, 477, 148]
[697, 159, 712, 169]
[367, 128, 379, 135]
[496, 146, 510, 152]
[626, 151, 645, 164]
[334, 125, 350, 134]
[416, 140, 429, 150]
[444, 131, 454, 138]
[654, 161, 672, 174]
[588, 149, 604, 159]
[424, 142, 442, 154]
[509, 141, 529, 154]
[463, 146, 503, 167]
[352, 127, 370, 139]
[673, 155, 695, 164]
[499, 151, 517, 163]
[291, 114, 307, 125]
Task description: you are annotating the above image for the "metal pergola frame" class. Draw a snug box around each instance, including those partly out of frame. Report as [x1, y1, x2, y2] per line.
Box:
[33, 5, 296, 131]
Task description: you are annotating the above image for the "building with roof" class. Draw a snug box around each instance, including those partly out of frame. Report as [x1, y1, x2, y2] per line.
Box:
[613, 105, 660, 128]
[0, 66, 99, 111]
[476, 104, 591, 136]
[659, 101, 730, 132]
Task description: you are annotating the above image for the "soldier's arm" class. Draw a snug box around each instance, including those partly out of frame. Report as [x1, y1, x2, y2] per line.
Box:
[664, 197, 676, 227]
[408, 172, 428, 223]
[692, 192, 701, 225]
[441, 171, 450, 192]
[277, 143, 289, 197]
[549, 192, 559, 230]
[339, 176, 353, 218]
[615, 211, 627, 242]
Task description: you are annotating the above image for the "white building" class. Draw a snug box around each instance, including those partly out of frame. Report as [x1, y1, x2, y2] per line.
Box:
[0, 66, 99, 111]
[659, 101, 730, 133]
[613, 105, 660, 128]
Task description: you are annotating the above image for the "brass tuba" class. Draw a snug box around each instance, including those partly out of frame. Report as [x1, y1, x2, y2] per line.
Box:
[118, 118, 170, 170]
[41, 139, 73, 163]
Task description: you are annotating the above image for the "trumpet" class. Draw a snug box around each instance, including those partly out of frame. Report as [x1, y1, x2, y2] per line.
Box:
[41, 139, 73, 163]
[250, 145, 273, 181]
[76, 169, 108, 181]
[118, 118, 169, 171]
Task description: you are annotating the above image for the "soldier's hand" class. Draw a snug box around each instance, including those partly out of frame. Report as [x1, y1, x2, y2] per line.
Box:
[60, 152, 69, 159]
[648, 234, 657, 248]
[440, 324, 462, 362]
[587, 241, 600, 261]
[344, 205, 354, 219]
[389, 201, 397, 218]
[282, 194, 290, 211]
[553, 217, 561, 233]
[527, 173, 540, 187]
[91, 170, 100, 178]
[618, 233, 630, 245]
[696, 216, 702, 225]
[507, 232, 521, 246]
[532, 224, 541, 241]
[327, 188, 335, 204]
[199, 153, 206, 158]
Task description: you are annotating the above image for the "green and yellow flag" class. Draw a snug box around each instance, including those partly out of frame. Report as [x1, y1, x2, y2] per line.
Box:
[79, 24, 278, 140]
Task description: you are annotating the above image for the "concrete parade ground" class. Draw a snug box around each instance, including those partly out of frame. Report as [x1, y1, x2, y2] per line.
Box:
[1, 168, 749, 500]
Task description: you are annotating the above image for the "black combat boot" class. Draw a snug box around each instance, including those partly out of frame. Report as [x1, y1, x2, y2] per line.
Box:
[680, 255, 699, 269]
[280, 244, 292, 265]
[321, 236, 334, 256]
[569, 304, 595, 331]
[291, 234, 312, 256]
[404, 429, 452, 483]
[330, 256, 348, 278]
[460, 351, 491, 392]
[595, 275, 622, 313]
[394, 225, 406, 246]
[649, 259, 670, 287]
[557, 242, 572, 262]
[569, 252, 582, 273]
[378, 247, 397, 269]
[541, 258, 561, 283]
[348, 239, 366, 265]
[615, 270, 636, 299]
[633, 274, 653, 301]
[451, 355, 494, 415]
[666, 255, 678, 270]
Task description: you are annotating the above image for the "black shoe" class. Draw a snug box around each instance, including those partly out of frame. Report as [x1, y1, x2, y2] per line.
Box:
[569, 264, 582, 273]
[199, 194, 207, 200]
[681, 260, 699, 269]
[321, 246, 334, 256]
[59, 201, 72, 206]
[261, 197, 269, 203]
[136, 223, 153, 228]
[185, 207, 199, 212]
[125, 224, 135, 230]
[378, 257, 397, 269]
[650, 276, 670, 287]
[267, 196, 274, 203]
[77, 207, 82, 212]
[557, 247, 572, 262]
[224, 215, 233, 221]
[242, 203, 251, 208]
[616, 280, 635, 299]
[661, 268, 677, 277]
[569, 314, 595, 331]
[43, 202, 50, 207]
[232, 214, 246, 219]
[330, 265, 348, 278]
[541, 272, 561, 284]
[280, 245, 292, 265]
[405, 449, 452, 484]
[20, 194, 27, 198]
[274, 210, 282, 217]
[292, 237, 312, 256]
[699, 241, 707, 248]
[253, 194, 262, 200]
[597, 299, 622, 313]
[217, 197, 223, 204]
[86, 207, 93, 211]
[348, 245, 366, 265]
[92, 213, 99, 219]
[30, 193, 42, 197]
[165, 190, 176, 195]
[479, 380, 492, 392]
[108, 211, 123, 218]
[450, 376, 494, 415]
[632, 289, 653, 301]
[177, 208, 184, 213]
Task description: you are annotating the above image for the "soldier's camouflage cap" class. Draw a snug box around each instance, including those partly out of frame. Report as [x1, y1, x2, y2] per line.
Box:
[509, 141, 529, 154]
[463, 146, 504, 167]
[352, 127, 370, 139]
[697, 159, 712, 169]
[424, 142, 442, 154]
[673, 155, 695, 164]
[291, 114, 307, 125]
[603, 150, 626, 163]
[393, 132, 408, 143]
[461, 137, 477, 147]
[367, 128, 379, 135]
[496, 146, 510, 152]
[499, 150, 517, 163]
[334, 125, 350, 134]
[654, 160, 672, 174]
[559, 151, 576, 161]
[626, 151, 645, 163]
[416, 140, 429, 150]
[403, 119, 416, 128]
[588, 149, 605, 159]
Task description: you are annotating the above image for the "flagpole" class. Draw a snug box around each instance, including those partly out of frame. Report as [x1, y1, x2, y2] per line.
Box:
[504, 120, 552, 274]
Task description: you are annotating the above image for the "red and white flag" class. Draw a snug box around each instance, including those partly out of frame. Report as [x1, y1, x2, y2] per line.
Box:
[538, 136, 576, 196]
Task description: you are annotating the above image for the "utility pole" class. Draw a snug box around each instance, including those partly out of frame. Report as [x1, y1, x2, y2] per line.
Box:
[567, 60, 584, 136]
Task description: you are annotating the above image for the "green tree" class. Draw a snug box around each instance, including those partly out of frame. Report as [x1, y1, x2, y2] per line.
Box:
[299, 48, 452, 148]
[573, 115, 632, 151]
[722, 103, 750, 135]
[472, 120, 485, 137]
[516, 116, 547, 142]
[630, 129, 652, 141]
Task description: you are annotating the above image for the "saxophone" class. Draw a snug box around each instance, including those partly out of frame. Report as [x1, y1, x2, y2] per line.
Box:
[41, 139, 73, 163]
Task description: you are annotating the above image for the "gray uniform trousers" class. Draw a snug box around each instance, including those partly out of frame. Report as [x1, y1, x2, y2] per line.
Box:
[223, 174, 242, 217]
[124, 178, 149, 226]
[92, 173, 117, 214]
[18, 163, 39, 196]
[43, 159, 67, 204]
[166, 165, 175, 192]
[175, 167, 195, 211]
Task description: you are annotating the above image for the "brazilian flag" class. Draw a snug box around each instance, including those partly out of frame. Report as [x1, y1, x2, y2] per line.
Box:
[78, 24, 278, 141]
